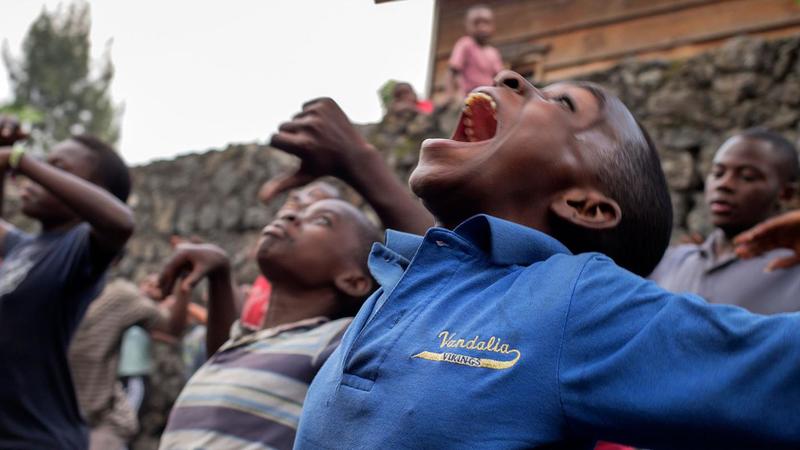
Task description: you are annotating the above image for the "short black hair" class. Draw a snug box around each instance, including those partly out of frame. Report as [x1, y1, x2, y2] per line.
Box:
[551, 85, 673, 277]
[70, 134, 131, 202]
[333, 202, 383, 318]
[466, 4, 492, 16]
[738, 127, 799, 182]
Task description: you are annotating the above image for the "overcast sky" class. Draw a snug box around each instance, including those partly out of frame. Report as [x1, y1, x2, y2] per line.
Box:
[0, 1, 435, 165]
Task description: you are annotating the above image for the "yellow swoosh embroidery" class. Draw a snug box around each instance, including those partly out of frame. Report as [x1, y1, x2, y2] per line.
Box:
[412, 349, 521, 370]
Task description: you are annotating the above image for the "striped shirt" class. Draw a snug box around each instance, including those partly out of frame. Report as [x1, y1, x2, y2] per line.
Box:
[159, 316, 350, 450]
[69, 279, 165, 439]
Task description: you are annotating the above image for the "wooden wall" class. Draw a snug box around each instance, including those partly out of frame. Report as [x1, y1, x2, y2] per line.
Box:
[429, 0, 800, 94]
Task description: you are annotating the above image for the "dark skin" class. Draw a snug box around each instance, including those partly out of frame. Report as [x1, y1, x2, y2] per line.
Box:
[259, 98, 433, 235]
[159, 199, 373, 356]
[389, 83, 419, 115]
[704, 135, 793, 242]
[735, 209, 800, 270]
[0, 120, 134, 268]
[465, 7, 495, 46]
[411, 70, 629, 234]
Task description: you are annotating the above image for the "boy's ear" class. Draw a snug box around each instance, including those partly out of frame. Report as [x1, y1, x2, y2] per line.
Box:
[550, 188, 622, 230]
[333, 269, 373, 298]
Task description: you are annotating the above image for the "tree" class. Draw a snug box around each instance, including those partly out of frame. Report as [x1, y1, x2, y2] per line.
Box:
[2, 1, 121, 152]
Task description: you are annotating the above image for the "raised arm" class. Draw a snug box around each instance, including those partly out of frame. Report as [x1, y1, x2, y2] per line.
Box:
[0, 146, 134, 261]
[159, 243, 238, 356]
[559, 255, 800, 448]
[259, 98, 434, 235]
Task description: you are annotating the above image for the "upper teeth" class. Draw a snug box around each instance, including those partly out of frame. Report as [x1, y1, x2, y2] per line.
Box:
[464, 92, 497, 111]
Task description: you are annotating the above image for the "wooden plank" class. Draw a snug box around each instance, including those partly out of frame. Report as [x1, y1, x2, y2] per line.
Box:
[431, 0, 800, 83]
[542, 22, 800, 81]
[435, 0, 727, 56]
[430, 20, 800, 89]
[535, 0, 800, 69]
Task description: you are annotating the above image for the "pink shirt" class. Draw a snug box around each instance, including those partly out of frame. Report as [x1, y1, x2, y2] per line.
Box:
[449, 36, 503, 94]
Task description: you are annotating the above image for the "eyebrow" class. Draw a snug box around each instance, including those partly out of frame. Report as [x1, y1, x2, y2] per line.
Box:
[576, 83, 607, 107]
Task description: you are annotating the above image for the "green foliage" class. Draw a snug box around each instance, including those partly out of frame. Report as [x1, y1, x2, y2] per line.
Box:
[0, 103, 43, 124]
[378, 80, 399, 113]
[2, 1, 121, 152]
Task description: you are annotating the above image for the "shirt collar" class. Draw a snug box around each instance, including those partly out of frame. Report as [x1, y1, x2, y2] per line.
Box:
[382, 214, 571, 267]
[453, 214, 571, 266]
[699, 228, 738, 271]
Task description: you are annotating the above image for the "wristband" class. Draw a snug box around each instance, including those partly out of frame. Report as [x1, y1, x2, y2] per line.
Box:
[9, 143, 25, 170]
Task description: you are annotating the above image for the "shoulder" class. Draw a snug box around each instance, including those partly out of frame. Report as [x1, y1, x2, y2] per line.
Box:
[105, 278, 141, 297]
[451, 36, 475, 54]
[308, 317, 353, 342]
[454, 36, 474, 47]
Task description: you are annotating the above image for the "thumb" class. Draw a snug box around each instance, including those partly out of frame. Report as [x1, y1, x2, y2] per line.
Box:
[765, 254, 800, 272]
[258, 170, 315, 205]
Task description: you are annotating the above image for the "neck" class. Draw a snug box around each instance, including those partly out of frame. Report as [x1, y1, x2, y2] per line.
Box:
[711, 228, 737, 260]
[434, 200, 552, 234]
[261, 282, 340, 330]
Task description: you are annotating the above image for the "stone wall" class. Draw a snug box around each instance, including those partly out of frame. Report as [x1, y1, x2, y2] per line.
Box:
[119, 34, 800, 282]
[582, 36, 800, 239]
[7, 35, 799, 284]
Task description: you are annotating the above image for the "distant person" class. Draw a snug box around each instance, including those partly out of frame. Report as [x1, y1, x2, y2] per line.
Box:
[389, 82, 433, 116]
[0, 117, 134, 449]
[650, 128, 800, 314]
[118, 326, 153, 414]
[69, 274, 190, 450]
[447, 4, 504, 98]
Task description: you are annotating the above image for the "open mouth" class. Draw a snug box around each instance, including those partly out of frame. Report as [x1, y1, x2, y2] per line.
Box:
[452, 92, 497, 143]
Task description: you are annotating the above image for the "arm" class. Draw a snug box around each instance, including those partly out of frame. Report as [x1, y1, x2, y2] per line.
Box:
[735, 210, 800, 270]
[159, 243, 238, 356]
[446, 38, 467, 99]
[150, 285, 192, 338]
[559, 255, 800, 448]
[260, 98, 434, 235]
[0, 148, 134, 262]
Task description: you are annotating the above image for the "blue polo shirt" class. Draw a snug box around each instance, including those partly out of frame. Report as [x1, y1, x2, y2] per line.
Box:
[296, 215, 800, 449]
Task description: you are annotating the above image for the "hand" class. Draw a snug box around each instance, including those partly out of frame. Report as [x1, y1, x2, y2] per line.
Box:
[734, 210, 800, 270]
[260, 98, 378, 204]
[0, 116, 28, 147]
[159, 243, 231, 296]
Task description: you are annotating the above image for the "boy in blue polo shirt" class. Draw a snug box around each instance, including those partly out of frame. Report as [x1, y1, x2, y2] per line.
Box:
[264, 71, 800, 449]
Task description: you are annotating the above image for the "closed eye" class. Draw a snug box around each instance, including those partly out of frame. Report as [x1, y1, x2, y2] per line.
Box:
[310, 216, 333, 227]
[555, 95, 575, 112]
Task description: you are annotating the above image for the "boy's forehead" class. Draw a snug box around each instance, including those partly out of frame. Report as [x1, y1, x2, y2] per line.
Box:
[556, 82, 642, 145]
[467, 7, 492, 22]
[715, 136, 779, 164]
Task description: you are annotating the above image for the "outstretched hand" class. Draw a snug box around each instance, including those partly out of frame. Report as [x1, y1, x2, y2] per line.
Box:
[259, 98, 377, 204]
[734, 210, 800, 271]
[159, 243, 231, 296]
[0, 116, 28, 147]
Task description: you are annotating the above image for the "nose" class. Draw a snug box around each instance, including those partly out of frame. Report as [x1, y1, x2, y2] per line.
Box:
[712, 171, 736, 193]
[494, 70, 538, 98]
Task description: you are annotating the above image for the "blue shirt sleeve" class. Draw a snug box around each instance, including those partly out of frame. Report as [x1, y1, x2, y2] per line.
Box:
[558, 254, 800, 449]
